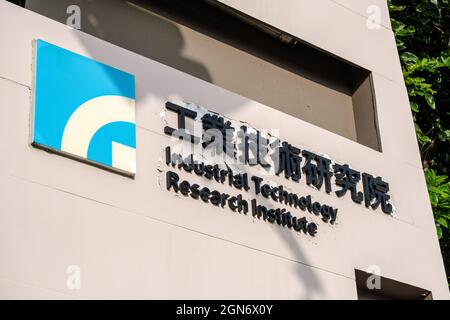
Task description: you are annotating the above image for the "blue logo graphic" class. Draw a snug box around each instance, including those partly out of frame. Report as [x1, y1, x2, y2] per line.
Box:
[33, 39, 136, 175]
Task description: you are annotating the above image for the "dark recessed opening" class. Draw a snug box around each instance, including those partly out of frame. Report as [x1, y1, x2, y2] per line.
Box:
[355, 269, 433, 300]
[136, 0, 370, 96]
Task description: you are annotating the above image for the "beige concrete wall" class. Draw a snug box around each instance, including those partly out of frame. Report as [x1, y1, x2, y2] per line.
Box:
[0, 0, 448, 299]
[25, 0, 358, 142]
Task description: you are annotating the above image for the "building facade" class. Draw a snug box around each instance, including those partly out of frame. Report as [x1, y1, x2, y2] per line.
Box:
[0, 0, 449, 299]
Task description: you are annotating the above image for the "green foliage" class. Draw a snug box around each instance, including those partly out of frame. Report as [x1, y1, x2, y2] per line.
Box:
[425, 169, 450, 238]
[389, 0, 450, 285]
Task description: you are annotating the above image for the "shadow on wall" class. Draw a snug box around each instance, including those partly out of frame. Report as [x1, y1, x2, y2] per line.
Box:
[23, 0, 325, 298]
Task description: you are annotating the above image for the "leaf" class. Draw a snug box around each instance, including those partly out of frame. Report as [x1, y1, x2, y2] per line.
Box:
[445, 130, 450, 142]
[401, 52, 419, 63]
[430, 193, 439, 206]
[437, 129, 450, 142]
[437, 217, 448, 228]
[415, 124, 432, 145]
[424, 93, 436, 109]
[436, 224, 442, 239]
[410, 102, 419, 112]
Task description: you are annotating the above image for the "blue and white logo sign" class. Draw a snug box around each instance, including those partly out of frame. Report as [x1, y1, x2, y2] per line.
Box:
[33, 39, 136, 176]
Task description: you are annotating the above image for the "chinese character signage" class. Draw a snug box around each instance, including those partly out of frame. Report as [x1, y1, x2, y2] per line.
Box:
[162, 101, 394, 237]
